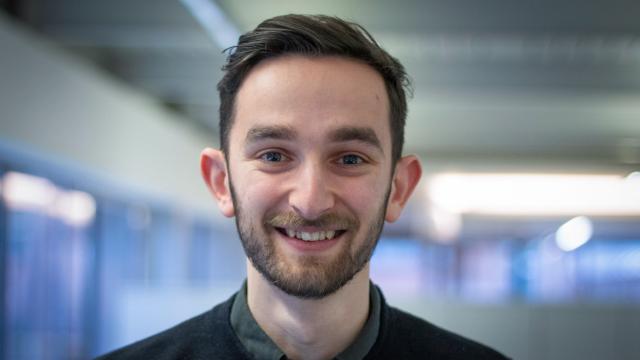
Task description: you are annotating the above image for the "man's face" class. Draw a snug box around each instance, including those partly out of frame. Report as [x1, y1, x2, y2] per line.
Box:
[226, 55, 396, 298]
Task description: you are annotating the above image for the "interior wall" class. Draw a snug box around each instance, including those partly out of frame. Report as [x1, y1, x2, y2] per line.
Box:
[0, 12, 217, 212]
[393, 297, 640, 360]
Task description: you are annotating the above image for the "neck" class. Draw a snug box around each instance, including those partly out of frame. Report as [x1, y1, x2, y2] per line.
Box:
[246, 261, 371, 360]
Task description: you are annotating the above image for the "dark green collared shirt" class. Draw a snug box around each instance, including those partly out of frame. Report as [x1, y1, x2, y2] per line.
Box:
[230, 281, 381, 360]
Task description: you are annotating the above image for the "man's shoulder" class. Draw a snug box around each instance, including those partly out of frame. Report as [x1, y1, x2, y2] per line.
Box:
[368, 304, 510, 360]
[94, 294, 250, 360]
[95, 310, 215, 360]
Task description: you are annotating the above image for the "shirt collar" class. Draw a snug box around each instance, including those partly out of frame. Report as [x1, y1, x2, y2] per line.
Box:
[230, 280, 381, 360]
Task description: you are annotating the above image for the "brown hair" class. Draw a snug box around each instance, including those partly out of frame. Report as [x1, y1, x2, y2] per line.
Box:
[217, 14, 411, 164]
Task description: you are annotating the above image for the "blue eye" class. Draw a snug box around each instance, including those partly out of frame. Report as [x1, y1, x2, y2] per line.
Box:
[261, 151, 284, 162]
[340, 154, 363, 165]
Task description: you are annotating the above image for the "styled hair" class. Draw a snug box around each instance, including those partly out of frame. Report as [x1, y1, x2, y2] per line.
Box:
[217, 14, 411, 164]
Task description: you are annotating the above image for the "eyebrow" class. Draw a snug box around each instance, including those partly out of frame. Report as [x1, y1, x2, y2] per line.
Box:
[244, 124, 383, 153]
[328, 126, 383, 153]
[245, 125, 297, 144]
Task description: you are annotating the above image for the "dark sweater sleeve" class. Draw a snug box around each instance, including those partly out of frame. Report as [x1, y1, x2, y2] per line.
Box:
[94, 294, 254, 360]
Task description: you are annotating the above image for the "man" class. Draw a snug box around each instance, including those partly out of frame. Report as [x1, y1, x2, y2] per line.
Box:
[98, 14, 508, 360]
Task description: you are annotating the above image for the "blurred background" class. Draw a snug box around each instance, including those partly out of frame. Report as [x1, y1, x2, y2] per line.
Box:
[1, 0, 640, 359]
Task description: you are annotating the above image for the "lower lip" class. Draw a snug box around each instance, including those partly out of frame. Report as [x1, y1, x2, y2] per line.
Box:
[278, 231, 342, 252]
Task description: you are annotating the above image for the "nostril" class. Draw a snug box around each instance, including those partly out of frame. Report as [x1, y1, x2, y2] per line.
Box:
[290, 200, 334, 220]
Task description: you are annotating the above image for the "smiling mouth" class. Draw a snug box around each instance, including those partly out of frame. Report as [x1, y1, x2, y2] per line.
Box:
[275, 227, 346, 242]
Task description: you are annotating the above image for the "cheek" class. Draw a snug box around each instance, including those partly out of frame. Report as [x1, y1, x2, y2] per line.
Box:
[234, 171, 282, 210]
[339, 175, 389, 215]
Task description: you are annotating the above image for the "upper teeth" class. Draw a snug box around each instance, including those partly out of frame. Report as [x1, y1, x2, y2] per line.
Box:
[285, 229, 337, 241]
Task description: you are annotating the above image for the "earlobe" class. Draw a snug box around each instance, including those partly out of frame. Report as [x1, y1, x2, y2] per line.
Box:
[385, 155, 422, 222]
[200, 148, 235, 217]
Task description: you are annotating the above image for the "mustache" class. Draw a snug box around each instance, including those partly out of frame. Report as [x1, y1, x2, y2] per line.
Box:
[264, 212, 358, 230]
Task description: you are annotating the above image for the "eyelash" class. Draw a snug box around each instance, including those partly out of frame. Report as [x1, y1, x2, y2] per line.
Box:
[259, 151, 289, 163]
[256, 151, 368, 167]
[337, 154, 365, 166]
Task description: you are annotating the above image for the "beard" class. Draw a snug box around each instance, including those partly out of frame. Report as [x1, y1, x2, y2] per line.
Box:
[229, 180, 390, 299]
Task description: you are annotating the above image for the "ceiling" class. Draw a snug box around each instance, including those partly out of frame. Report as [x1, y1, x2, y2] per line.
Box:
[4, 0, 640, 173]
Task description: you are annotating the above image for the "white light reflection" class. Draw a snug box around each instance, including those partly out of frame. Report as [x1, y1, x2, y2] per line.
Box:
[555, 216, 593, 252]
[626, 171, 640, 184]
[52, 191, 97, 227]
[427, 173, 640, 216]
[179, 0, 241, 49]
[1, 171, 96, 227]
[2, 171, 57, 210]
[428, 204, 462, 243]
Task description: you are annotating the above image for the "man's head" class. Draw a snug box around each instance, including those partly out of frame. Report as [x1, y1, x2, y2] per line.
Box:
[201, 15, 421, 299]
[217, 14, 411, 165]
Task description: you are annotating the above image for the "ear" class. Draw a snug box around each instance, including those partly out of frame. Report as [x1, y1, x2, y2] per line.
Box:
[385, 155, 422, 222]
[200, 147, 235, 217]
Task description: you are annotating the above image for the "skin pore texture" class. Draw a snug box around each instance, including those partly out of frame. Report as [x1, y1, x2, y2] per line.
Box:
[201, 55, 422, 360]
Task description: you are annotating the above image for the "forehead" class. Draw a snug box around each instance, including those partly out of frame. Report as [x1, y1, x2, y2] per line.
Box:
[230, 55, 391, 148]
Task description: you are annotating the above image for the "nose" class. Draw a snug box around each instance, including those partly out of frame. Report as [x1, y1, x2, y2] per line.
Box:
[288, 162, 335, 220]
